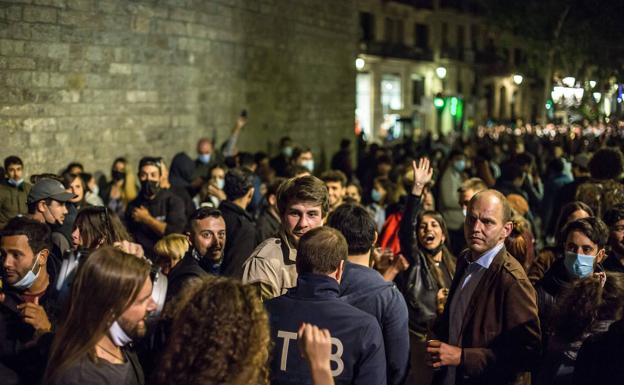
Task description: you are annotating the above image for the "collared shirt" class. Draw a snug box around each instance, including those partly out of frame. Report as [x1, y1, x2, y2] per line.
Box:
[443, 242, 504, 385]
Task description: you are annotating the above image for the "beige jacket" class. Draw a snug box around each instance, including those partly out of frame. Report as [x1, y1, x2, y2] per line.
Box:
[241, 231, 297, 301]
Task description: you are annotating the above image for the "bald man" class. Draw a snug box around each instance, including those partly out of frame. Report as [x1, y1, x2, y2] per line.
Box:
[428, 190, 541, 385]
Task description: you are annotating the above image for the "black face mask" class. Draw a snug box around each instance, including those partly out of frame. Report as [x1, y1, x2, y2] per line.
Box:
[141, 180, 160, 197]
[422, 242, 445, 258]
[112, 170, 125, 182]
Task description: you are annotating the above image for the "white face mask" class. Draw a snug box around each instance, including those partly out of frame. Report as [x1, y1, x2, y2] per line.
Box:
[302, 159, 314, 173]
[109, 320, 132, 347]
[12, 253, 42, 290]
[90, 185, 100, 197]
[216, 177, 225, 190]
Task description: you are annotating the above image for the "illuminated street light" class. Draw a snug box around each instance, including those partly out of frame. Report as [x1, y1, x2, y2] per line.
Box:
[435, 66, 447, 79]
[593, 92, 602, 102]
[513, 74, 523, 85]
[355, 58, 365, 70]
[589, 80, 597, 89]
[562, 76, 576, 87]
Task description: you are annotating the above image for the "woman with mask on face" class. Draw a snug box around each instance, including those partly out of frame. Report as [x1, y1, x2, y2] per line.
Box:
[81, 173, 104, 207]
[393, 158, 456, 385]
[101, 158, 138, 218]
[367, 177, 394, 234]
[196, 164, 227, 208]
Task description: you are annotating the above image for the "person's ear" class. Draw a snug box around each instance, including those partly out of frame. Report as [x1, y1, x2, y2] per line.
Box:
[36, 200, 46, 214]
[503, 221, 514, 238]
[373, 231, 378, 246]
[247, 187, 255, 201]
[39, 248, 49, 265]
[596, 248, 606, 264]
[335, 260, 345, 282]
[268, 194, 277, 207]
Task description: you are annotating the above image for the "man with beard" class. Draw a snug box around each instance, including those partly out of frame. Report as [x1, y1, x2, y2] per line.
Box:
[126, 157, 185, 259]
[0, 217, 57, 385]
[43, 246, 156, 385]
[602, 204, 624, 273]
[0, 156, 32, 229]
[166, 207, 226, 299]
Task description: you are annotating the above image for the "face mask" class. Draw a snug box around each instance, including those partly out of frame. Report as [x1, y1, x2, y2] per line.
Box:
[282, 146, 293, 158]
[422, 242, 445, 258]
[453, 160, 466, 172]
[109, 320, 132, 347]
[215, 178, 225, 190]
[462, 208, 467, 217]
[302, 159, 314, 173]
[12, 253, 42, 290]
[111, 170, 125, 182]
[198, 153, 211, 165]
[371, 189, 382, 203]
[7, 178, 23, 187]
[90, 185, 100, 197]
[564, 251, 595, 278]
[141, 180, 160, 197]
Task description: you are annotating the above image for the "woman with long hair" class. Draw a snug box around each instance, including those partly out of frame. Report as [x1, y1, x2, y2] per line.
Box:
[153, 277, 270, 385]
[101, 157, 138, 218]
[71, 206, 131, 251]
[44, 246, 156, 385]
[394, 158, 456, 385]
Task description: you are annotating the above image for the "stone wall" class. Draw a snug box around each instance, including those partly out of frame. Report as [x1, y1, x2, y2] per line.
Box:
[0, 0, 357, 176]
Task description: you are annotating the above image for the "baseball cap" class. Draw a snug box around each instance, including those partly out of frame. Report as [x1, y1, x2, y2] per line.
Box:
[28, 178, 76, 204]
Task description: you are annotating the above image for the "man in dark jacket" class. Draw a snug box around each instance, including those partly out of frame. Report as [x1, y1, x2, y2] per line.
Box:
[328, 203, 409, 385]
[535, 217, 608, 340]
[265, 227, 387, 385]
[126, 157, 186, 259]
[0, 217, 60, 385]
[166, 207, 226, 300]
[218, 168, 258, 278]
[602, 204, 624, 273]
[429, 190, 541, 385]
[0, 156, 31, 229]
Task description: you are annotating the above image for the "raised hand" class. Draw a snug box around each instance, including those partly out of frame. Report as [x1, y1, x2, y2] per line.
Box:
[412, 158, 433, 196]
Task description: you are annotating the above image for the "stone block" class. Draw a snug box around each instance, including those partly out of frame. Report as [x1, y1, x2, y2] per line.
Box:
[7, 57, 36, 70]
[23, 5, 58, 23]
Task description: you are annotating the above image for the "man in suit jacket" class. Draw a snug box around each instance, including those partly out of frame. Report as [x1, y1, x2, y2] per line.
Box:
[428, 189, 541, 385]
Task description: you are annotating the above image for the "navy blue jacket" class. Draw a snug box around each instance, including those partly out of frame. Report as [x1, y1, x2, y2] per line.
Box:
[265, 273, 387, 385]
[340, 262, 409, 385]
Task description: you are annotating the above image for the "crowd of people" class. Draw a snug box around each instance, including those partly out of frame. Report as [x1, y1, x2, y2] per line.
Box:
[1, 117, 624, 385]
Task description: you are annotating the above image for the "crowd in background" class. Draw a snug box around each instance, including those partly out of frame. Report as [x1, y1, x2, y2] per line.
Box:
[1, 116, 624, 385]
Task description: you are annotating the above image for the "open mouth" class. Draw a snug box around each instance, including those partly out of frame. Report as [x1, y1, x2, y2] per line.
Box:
[424, 234, 436, 242]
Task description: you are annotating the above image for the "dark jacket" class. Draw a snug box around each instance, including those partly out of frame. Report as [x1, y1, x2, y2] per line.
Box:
[602, 252, 624, 273]
[0, 257, 61, 385]
[535, 258, 574, 339]
[433, 247, 542, 385]
[256, 207, 280, 243]
[218, 200, 257, 278]
[265, 274, 387, 385]
[340, 262, 409, 385]
[573, 319, 624, 385]
[166, 249, 221, 300]
[126, 189, 186, 259]
[0, 180, 31, 229]
[397, 193, 454, 335]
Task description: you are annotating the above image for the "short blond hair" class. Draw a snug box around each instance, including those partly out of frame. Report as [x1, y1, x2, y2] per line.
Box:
[154, 234, 189, 267]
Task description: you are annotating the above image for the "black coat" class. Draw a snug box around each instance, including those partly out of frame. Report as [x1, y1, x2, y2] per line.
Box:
[218, 200, 258, 278]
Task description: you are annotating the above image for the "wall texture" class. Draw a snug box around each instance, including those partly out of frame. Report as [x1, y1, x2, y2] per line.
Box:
[0, 0, 357, 175]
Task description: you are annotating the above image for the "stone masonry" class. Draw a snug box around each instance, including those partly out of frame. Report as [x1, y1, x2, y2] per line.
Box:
[0, 0, 357, 176]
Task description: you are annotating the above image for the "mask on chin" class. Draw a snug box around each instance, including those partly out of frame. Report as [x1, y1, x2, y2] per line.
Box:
[109, 320, 133, 347]
[11, 253, 42, 290]
[7, 178, 24, 187]
[422, 242, 445, 258]
[198, 153, 212, 165]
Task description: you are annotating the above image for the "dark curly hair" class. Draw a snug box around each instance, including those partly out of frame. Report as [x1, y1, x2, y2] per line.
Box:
[589, 148, 624, 180]
[153, 277, 270, 385]
[553, 272, 624, 342]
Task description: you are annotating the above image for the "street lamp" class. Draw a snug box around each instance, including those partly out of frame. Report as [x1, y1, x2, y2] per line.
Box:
[513, 74, 523, 85]
[589, 80, 597, 89]
[436, 66, 447, 79]
[562, 76, 576, 87]
[593, 92, 602, 102]
[355, 58, 365, 70]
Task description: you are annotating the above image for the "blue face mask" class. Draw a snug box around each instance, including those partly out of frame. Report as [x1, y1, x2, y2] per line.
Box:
[564, 251, 595, 278]
[453, 160, 466, 172]
[215, 177, 225, 190]
[12, 253, 42, 290]
[371, 189, 382, 203]
[198, 153, 211, 164]
[282, 146, 293, 158]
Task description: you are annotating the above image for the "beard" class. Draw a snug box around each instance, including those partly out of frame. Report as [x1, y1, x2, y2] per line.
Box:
[117, 315, 147, 339]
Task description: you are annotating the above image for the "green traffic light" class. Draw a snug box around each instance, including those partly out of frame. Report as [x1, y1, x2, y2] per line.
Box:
[434, 97, 445, 109]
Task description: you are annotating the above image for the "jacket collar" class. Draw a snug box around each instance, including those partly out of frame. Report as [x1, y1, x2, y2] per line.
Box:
[219, 200, 253, 221]
[291, 273, 340, 300]
[278, 230, 297, 263]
